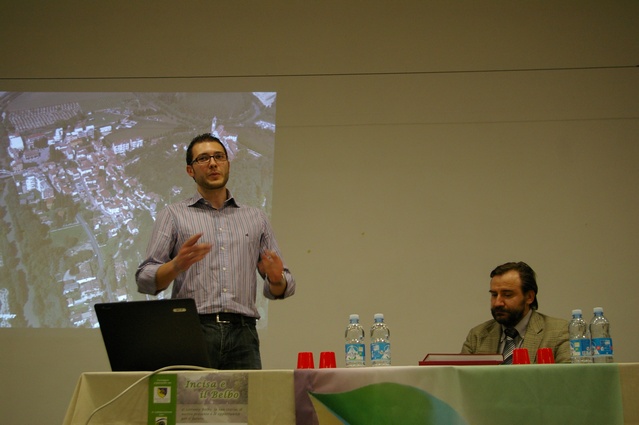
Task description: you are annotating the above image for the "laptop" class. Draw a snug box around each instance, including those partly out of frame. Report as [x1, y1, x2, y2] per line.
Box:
[95, 298, 212, 371]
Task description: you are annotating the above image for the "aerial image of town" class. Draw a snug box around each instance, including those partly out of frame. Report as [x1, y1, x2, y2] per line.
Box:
[0, 91, 277, 328]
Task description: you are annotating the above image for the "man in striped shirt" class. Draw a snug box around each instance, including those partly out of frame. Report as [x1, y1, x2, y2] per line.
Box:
[136, 133, 296, 369]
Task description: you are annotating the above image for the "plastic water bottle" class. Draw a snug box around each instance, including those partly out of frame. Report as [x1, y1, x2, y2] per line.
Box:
[590, 307, 613, 363]
[568, 309, 592, 363]
[345, 314, 365, 367]
[370, 313, 391, 366]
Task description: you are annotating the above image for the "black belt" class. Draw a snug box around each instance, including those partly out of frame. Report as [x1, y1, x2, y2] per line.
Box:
[200, 312, 256, 325]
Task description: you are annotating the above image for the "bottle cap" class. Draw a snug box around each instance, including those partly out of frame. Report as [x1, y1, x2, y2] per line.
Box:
[572, 309, 582, 316]
[593, 307, 604, 314]
[374, 313, 384, 321]
[349, 314, 360, 321]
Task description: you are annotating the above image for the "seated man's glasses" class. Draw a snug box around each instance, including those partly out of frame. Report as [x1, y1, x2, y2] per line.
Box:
[191, 153, 228, 166]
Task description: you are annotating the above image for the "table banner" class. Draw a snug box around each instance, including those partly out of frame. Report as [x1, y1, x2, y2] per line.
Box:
[294, 364, 624, 425]
[148, 372, 249, 425]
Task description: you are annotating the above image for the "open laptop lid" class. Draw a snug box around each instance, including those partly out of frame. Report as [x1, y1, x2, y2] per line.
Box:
[95, 298, 211, 371]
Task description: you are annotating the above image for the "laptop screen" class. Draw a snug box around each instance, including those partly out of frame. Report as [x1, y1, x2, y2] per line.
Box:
[95, 299, 211, 371]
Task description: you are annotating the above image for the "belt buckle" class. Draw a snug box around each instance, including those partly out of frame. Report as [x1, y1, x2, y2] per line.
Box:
[215, 313, 230, 324]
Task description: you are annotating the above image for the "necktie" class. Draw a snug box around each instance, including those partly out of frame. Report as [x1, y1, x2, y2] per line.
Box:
[501, 328, 519, 365]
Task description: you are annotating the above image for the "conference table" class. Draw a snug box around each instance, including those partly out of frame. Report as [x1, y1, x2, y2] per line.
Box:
[63, 363, 639, 425]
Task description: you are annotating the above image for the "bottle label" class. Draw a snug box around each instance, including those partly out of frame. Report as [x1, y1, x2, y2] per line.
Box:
[370, 342, 390, 362]
[592, 337, 613, 356]
[570, 338, 591, 357]
[345, 343, 365, 364]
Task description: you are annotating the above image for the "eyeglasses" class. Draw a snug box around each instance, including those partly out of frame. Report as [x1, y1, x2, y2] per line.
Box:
[191, 153, 228, 166]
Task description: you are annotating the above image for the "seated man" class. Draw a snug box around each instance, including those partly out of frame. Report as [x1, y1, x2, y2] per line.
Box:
[461, 261, 570, 364]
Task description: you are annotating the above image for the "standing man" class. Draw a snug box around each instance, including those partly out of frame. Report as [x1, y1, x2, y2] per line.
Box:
[461, 261, 569, 364]
[136, 133, 296, 369]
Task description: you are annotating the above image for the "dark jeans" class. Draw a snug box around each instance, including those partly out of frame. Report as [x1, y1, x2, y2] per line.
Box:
[199, 314, 262, 370]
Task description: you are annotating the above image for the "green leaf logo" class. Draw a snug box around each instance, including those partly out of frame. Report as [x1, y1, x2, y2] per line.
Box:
[310, 382, 468, 425]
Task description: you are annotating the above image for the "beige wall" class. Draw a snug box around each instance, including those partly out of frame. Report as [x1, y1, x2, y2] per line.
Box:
[1, 1, 638, 424]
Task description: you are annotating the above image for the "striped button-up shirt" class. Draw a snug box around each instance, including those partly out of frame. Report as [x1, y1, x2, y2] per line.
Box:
[136, 192, 295, 318]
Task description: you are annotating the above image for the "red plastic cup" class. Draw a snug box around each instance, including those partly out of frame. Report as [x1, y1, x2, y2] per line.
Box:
[512, 348, 531, 364]
[297, 352, 315, 369]
[537, 347, 555, 364]
[319, 351, 337, 368]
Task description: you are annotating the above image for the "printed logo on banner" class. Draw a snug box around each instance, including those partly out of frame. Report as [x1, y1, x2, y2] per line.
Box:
[154, 386, 171, 403]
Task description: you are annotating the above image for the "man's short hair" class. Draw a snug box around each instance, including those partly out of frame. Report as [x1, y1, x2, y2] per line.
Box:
[490, 261, 539, 310]
[186, 133, 227, 165]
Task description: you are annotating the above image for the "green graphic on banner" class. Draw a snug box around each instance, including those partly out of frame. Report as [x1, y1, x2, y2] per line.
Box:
[311, 382, 468, 425]
[299, 364, 624, 425]
[148, 374, 177, 425]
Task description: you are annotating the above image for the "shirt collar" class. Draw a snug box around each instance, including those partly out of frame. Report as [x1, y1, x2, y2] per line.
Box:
[187, 190, 239, 209]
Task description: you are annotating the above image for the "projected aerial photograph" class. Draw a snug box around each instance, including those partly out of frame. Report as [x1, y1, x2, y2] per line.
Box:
[0, 92, 277, 328]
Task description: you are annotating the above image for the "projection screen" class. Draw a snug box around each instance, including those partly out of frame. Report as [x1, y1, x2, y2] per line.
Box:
[0, 91, 277, 329]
